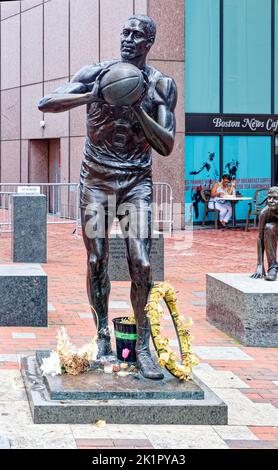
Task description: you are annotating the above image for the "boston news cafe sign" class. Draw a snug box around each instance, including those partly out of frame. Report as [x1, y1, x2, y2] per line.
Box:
[185, 115, 278, 134]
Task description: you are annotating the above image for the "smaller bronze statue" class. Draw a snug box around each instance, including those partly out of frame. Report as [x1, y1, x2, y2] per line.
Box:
[251, 186, 278, 281]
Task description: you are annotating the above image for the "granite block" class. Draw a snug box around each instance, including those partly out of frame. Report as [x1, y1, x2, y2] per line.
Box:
[0, 265, 47, 327]
[21, 355, 228, 425]
[108, 233, 164, 281]
[206, 273, 278, 347]
[12, 194, 47, 263]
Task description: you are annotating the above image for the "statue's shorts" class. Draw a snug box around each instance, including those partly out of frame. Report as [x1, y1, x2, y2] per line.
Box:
[79, 164, 153, 239]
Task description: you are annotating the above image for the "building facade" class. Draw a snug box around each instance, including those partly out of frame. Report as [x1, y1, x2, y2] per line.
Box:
[185, 0, 277, 223]
[0, 0, 184, 227]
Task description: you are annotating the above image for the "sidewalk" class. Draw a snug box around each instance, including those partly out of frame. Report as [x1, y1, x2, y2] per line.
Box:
[0, 225, 277, 449]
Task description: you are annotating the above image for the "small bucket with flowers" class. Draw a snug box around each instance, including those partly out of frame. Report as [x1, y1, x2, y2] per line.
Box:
[112, 316, 137, 363]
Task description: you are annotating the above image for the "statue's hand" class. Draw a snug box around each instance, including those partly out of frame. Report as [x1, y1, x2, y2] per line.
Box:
[250, 265, 265, 279]
[131, 70, 149, 108]
[86, 68, 110, 103]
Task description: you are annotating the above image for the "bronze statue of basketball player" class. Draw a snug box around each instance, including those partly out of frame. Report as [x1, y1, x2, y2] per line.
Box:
[251, 186, 278, 281]
[38, 15, 177, 380]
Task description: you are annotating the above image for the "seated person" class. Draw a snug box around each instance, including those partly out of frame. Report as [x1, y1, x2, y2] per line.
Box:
[208, 174, 236, 227]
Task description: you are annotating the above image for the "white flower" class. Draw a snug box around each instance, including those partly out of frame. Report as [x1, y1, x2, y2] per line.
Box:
[78, 337, 98, 361]
[40, 352, 62, 377]
[56, 327, 77, 356]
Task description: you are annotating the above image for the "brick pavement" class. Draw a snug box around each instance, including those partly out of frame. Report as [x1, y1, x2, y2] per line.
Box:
[0, 225, 277, 449]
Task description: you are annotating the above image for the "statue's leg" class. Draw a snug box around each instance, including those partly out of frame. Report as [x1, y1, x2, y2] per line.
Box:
[118, 198, 164, 380]
[80, 202, 114, 356]
[264, 222, 278, 281]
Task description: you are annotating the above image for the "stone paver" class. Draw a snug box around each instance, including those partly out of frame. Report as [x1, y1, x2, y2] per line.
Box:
[0, 370, 27, 401]
[12, 333, 36, 339]
[213, 425, 258, 441]
[78, 313, 92, 318]
[144, 425, 228, 449]
[193, 347, 253, 361]
[192, 291, 206, 298]
[0, 424, 76, 449]
[0, 226, 277, 448]
[0, 355, 18, 362]
[109, 300, 130, 309]
[0, 437, 10, 449]
[194, 366, 250, 389]
[70, 424, 149, 440]
[47, 303, 56, 312]
[212, 389, 278, 426]
[191, 300, 206, 306]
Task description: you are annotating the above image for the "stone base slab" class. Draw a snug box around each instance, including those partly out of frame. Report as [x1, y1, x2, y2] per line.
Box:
[206, 273, 278, 347]
[36, 350, 204, 400]
[21, 354, 227, 425]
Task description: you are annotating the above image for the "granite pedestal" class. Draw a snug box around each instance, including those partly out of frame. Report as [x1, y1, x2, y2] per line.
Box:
[206, 273, 278, 346]
[12, 194, 47, 263]
[21, 351, 227, 424]
[0, 265, 47, 327]
[108, 231, 164, 281]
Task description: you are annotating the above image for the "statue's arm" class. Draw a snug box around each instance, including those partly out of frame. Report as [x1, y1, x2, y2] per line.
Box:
[132, 77, 177, 156]
[251, 208, 267, 278]
[38, 65, 103, 113]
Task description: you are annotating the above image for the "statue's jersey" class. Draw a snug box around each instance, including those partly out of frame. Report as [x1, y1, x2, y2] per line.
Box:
[80, 61, 165, 185]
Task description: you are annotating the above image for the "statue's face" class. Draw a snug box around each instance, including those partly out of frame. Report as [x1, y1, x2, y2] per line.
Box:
[120, 19, 150, 60]
[267, 189, 278, 211]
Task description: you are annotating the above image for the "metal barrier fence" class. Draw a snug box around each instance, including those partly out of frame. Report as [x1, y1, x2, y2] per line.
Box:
[76, 182, 173, 235]
[0, 183, 79, 233]
[152, 182, 173, 233]
[0, 181, 173, 234]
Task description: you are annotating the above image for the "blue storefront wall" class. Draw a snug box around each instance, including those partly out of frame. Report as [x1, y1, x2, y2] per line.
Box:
[185, 136, 220, 223]
[185, 136, 271, 223]
[222, 136, 271, 220]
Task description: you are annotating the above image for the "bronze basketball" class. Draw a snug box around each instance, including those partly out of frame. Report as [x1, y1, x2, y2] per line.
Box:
[100, 63, 144, 106]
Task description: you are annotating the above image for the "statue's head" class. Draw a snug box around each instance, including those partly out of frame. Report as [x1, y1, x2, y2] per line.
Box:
[120, 15, 156, 62]
[267, 186, 278, 211]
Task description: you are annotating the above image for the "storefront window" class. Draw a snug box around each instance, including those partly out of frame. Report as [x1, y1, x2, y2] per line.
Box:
[223, 0, 271, 114]
[223, 136, 271, 220]
[185, 136, 220, 223]
[185, 0, 220, 113]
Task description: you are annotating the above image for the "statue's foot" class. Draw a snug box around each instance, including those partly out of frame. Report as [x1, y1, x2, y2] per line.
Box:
[265, 267, 277, 281]
[137, 352, 164, 380]
[97, 336, 113, 358]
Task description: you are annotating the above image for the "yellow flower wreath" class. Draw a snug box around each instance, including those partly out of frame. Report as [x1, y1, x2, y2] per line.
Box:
[145, 282, 199, 381]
